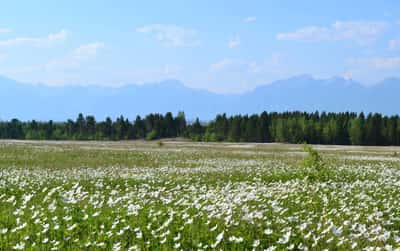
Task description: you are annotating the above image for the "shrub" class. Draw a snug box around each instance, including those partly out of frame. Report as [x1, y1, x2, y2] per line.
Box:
[302, 144, 323, 170]
[146, 130, 158, 141]
[301, 144, 333, 181]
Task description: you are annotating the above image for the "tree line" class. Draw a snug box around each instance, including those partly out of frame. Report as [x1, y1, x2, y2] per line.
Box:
[1, 111, 400, 145]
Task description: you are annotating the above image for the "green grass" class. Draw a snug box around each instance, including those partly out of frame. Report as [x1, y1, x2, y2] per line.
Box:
[1, 140, 400, 250]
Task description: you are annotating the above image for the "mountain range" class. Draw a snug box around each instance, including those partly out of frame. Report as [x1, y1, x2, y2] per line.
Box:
[0, 74, 399, 121]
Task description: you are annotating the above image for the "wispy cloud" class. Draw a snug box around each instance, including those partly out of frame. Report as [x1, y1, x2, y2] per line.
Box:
[228, 36, 240, 49]
[136, 24, 201, 47]
[248, 54, 284, 73]
[72, 42, 105, 60]
[112, 64, 183, 86]
[46, 42, 105, 69]
[4, 41, 105, 87]
[244, 16, 256, 23]
[211, 54, 283, 73]
[0, 28, 11, 34]
[210, 59, 242, 71]
[348, 57, 400, 69]
[0, 29, 68, 47]
[277, 21, 387, 45]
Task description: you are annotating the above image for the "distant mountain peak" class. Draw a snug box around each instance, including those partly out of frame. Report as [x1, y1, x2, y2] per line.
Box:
[0, 75, 18, 84]
[0, 74, 400, 120]
[375, 77, 400, 89]
[379, 77, 400, 83]
[287, 74, 314, 82]
[157, 79, 186, 88]
[327, 75, 347, 81]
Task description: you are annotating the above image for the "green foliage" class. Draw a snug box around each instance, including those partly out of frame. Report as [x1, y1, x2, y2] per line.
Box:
[349, 117, 364, 145]
[302, 144, 323, 170]
[300, 144, 337, 182]
[203, 131, 217, 142]
[146, 130, 158, 140]
[0, 141, 399, 250]
[0, 111, 400, 146]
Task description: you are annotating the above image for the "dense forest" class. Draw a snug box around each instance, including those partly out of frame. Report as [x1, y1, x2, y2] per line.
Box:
[1, 111, 400, 145]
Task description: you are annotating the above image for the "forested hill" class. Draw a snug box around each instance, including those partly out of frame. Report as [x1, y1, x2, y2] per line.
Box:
[1, 111, 400, 146]
[1, 75, 400, 120]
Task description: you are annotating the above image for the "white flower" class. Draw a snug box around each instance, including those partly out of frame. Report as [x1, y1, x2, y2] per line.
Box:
[67, 223, 77, 231]
[264, 228, 273, 235]
[229, 236, 244, 243]
[128, 245, 140, 251]
[385, 245, 393, 251]
[253, 239, 260, 247]
[13, 242, 25, 250]
[173, 233, 181, 241]
[63, 216, 72, 221]
[113, 242, 122, 251]
[211, 231, 224, 248]
[332, 225, 342, 236]
[97, 242, 105, 247]
[48, 200, 57, 212]
[299, 223, 307, 231]
[278, 231, 290, 244]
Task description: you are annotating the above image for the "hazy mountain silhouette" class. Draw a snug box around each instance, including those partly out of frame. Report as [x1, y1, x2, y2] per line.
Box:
[0, 75, 399, 121]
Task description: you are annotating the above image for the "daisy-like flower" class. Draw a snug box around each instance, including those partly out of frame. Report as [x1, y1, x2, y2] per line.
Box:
[13, 242, 25, 250]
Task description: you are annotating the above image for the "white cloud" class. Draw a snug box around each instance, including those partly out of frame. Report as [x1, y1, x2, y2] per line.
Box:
[110, 64, 183, 86]
[46, 42, 105, 69]
[3, 42, 106, 86]
[72, 42, 105, 60]
[207, 54, 289, 93]
[228, 36, 240, 49]
[211, 54, 284, 73]
[210, 59, 240, 71]
[10, 42, 105, 74]
[277, 21, 387, 44]
[342, 70, 354, 80]
[0, 28, 11, 34]
[244, 16, 256, 23]
[348, 57, 400, 69]
[136, 24, 201, 47]
[0, 29, 68, 47]
[277, 26, 330, 41]
[162, 64, 181, 75]
[388, 39, 400, 50]
[248, 54, 283, 73]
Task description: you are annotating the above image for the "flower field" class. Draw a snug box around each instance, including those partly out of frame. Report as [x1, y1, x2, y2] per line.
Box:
[1, 140, 400, 250]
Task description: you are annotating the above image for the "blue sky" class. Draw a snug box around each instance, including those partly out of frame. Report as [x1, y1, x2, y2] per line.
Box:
[0, 0, 399, 93]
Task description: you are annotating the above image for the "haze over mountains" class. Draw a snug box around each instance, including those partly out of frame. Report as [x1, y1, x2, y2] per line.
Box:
[0, 74, 399, 121]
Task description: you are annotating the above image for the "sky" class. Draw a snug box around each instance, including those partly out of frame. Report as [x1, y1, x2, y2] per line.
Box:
[0, 0, 399, 93]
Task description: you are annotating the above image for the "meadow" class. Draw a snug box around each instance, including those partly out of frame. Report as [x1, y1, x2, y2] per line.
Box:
[1, 140, 400, 250]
